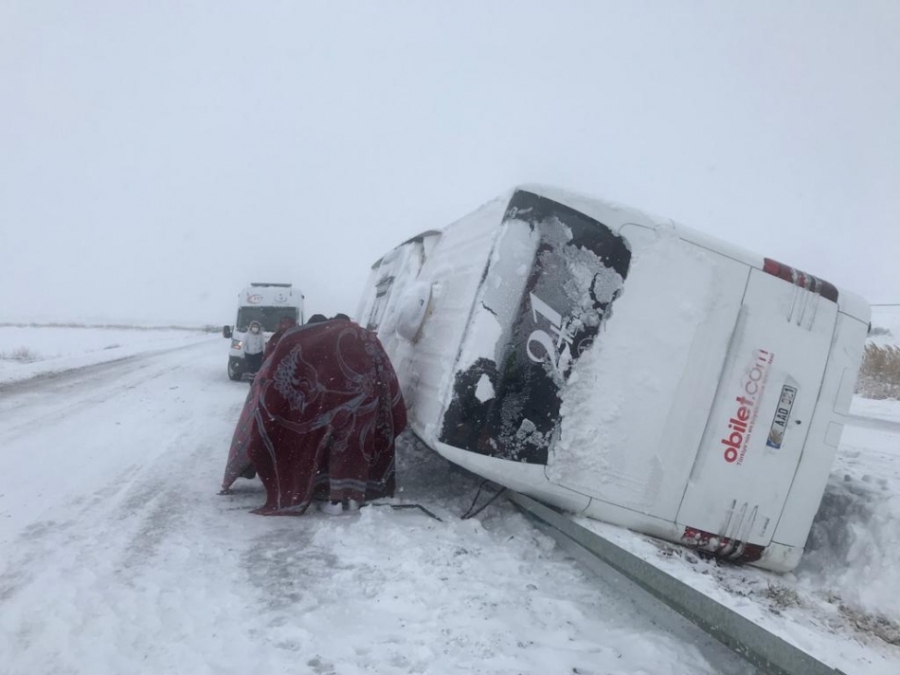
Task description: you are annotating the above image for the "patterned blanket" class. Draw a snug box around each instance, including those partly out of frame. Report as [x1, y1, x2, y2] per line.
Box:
[222, 319, 407, 515]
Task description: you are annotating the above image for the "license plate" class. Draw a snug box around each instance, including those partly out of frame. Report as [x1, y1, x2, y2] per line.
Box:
[766, 384, 797, 449]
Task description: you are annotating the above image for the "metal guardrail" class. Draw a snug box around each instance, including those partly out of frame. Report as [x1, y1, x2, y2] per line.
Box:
[508, 491, 846, 675]
[845, 414, 900, 434]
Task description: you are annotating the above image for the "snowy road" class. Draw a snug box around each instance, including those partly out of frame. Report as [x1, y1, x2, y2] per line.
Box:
[0, 341, 754, 675]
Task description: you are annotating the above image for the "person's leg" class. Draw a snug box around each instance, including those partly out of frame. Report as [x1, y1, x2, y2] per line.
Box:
[326, 410, 368, 507]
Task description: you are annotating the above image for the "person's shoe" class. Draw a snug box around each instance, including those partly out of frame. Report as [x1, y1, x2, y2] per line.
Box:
[344, 499, 360, 513]
[318, 501, 343, 516]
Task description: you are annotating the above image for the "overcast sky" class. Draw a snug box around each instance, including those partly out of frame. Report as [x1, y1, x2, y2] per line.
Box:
[1, 1, 898, 326]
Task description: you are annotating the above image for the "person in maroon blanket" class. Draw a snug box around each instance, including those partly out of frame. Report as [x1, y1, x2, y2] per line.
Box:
[221, 315, 407, 516]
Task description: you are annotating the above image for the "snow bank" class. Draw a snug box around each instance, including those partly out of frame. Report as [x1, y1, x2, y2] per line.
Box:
[799, 398, 900, 627]
[0, 325, 216, 386]
[574, 396, 900, 674]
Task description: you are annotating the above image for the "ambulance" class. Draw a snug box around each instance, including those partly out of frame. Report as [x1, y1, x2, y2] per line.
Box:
[223, 283, 304, 380]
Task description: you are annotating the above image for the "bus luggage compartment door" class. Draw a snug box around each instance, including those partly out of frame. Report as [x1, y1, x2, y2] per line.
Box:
[675, 268, 838, 559]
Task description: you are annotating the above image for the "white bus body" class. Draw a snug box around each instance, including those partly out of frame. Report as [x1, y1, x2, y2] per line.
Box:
[357, 186, 869, 572]
[225, 283, 304, 380]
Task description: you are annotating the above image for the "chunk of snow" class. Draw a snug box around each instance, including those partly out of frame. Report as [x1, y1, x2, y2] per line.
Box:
[475, 373, 495, 402]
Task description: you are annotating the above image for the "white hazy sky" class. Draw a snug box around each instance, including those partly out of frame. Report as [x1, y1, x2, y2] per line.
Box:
[2, 1, 898, 325]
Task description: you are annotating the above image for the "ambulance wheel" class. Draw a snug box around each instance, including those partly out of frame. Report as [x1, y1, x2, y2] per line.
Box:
[228, 357, 244, 381]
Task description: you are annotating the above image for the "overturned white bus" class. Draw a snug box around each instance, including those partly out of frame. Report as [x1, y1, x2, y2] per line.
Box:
[358, 185, 869, 572]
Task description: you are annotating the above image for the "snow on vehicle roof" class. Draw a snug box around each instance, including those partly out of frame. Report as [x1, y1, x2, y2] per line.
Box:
[517, 183, 667, 230]
[369, 230, 443, 270]
[370, 185, 869, 323]
[518, 184, 870, 322]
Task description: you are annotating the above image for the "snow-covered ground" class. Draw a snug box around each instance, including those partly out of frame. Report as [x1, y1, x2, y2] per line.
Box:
[0, 338, 753, 675]
[0, 325, 217, 387]
[2, 329, 898, 674]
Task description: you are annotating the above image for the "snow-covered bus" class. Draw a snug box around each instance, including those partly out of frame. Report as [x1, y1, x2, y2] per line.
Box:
[357, 185, 869, 572]
[223, 283, 304, 381]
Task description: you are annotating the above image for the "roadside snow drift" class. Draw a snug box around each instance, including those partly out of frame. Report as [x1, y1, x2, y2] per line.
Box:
[0, 325, 216, 387]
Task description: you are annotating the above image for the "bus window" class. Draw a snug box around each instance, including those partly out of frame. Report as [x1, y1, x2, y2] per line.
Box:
[440, 190, 631, 464]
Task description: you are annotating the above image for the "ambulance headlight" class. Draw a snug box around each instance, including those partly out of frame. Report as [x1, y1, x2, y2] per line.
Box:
[231, 339, 243, 350]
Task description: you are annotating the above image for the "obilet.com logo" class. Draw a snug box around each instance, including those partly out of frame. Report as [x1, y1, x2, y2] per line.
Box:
[721, 349, 774, 464]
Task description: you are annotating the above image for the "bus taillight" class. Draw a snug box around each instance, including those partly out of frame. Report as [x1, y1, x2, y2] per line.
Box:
[681, 526, 765, 564]
[763, 258, 839, 303]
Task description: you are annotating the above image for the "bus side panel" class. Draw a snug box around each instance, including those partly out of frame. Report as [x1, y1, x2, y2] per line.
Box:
[676, 270, 839, 550]
[397, 199, 509, 443]
[546, 228, 748, 519]
[638, 249, 750, 521]
[768, 311, 869, 552]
